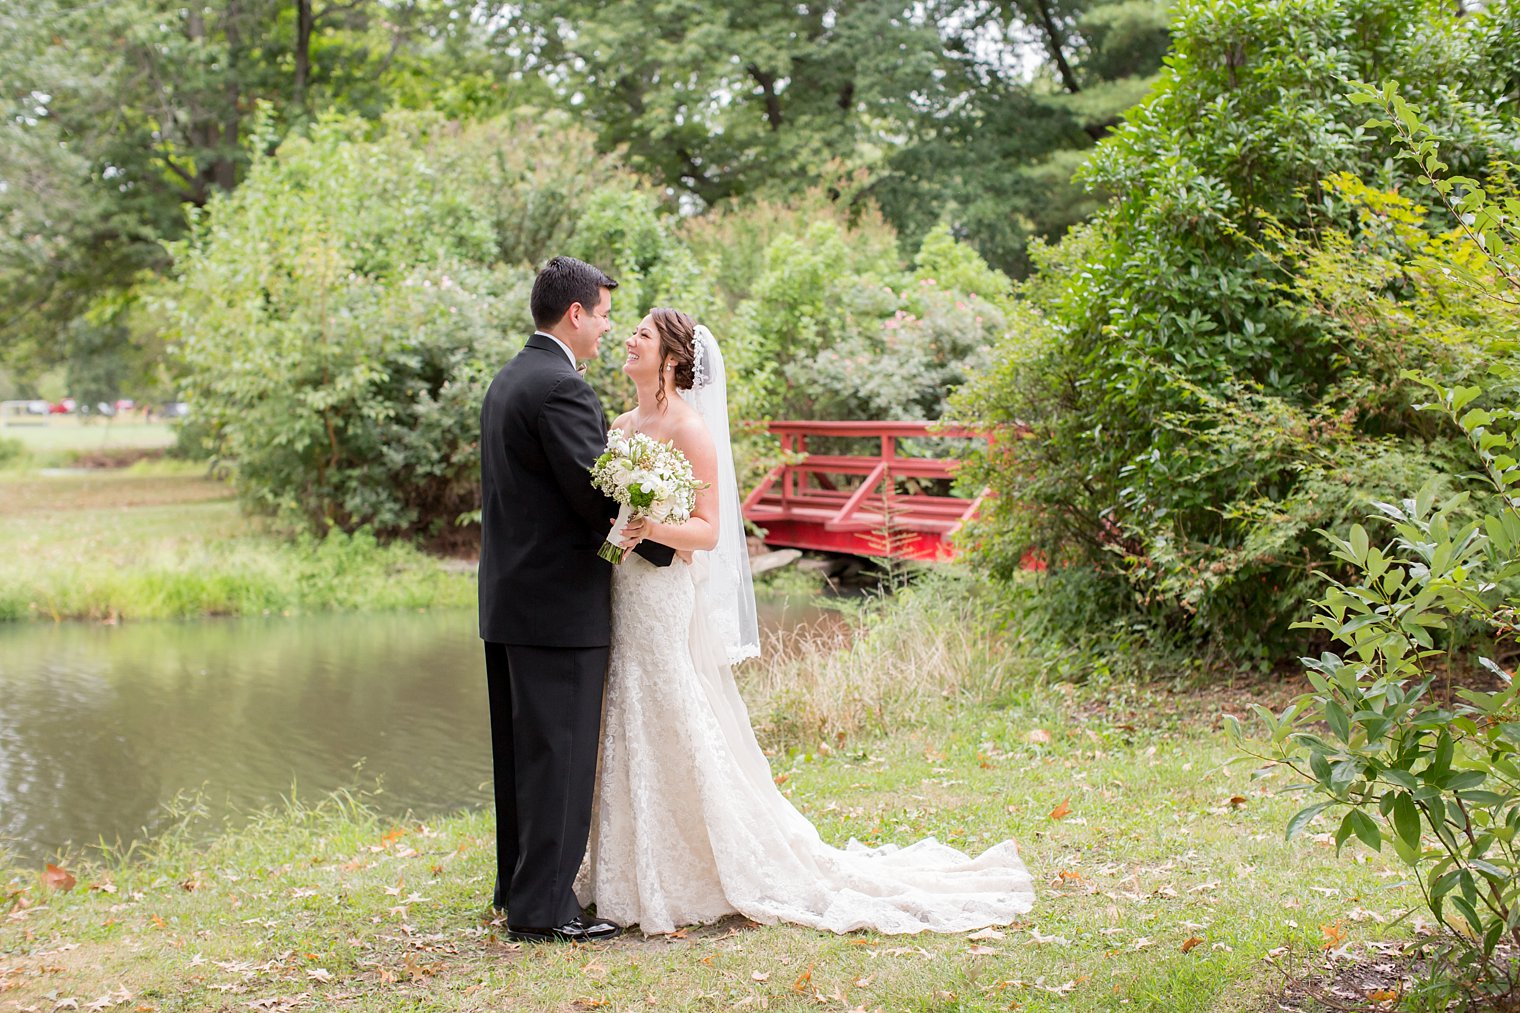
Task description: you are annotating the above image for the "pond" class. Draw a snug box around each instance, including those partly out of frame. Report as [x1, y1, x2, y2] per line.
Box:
[0, 598, 833, 868]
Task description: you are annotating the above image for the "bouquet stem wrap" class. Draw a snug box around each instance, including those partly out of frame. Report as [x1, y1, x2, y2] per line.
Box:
[599, 503, 635, 564]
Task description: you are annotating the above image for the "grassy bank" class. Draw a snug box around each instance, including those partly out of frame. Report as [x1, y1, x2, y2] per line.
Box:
[0, 418, 178, 468]
[1, 579, 1418, 1011]
[0, 461, 474, 622]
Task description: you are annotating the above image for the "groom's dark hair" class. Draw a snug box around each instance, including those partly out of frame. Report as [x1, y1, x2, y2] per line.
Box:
[531, 256, 618, 328]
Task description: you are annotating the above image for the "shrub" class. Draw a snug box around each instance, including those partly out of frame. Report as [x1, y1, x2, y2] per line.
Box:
[164, 109, 640, 546]
[1250, 87, 1520, 1003]
[948, 0, 1519, 664]
[0, 436, 23, 468]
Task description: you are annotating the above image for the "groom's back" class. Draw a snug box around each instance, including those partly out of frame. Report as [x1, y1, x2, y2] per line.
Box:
[478, 337, 613, 648]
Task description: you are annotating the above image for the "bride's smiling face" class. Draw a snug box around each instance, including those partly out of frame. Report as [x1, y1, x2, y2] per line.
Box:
[622, 315, 662, 383]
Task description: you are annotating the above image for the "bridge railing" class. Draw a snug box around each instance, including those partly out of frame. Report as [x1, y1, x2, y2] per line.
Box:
[740, 420, 987, 561]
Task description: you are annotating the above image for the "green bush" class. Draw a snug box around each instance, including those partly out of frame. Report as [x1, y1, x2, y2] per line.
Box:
[1250, 88, 1520, 1004]
[949, 0, 1519, 664]
[164, 108, 641, 545]
[568, 186, 714, 417]
[0, 435, 23, 468]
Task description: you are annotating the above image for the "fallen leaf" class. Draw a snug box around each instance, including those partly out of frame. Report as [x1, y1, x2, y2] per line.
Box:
[791, 967, 812, 993]
[381, 828, 406, 847]
[43, 864, 76, 892]
[773, 774, 789, 786]
[1181, 936, 1203, 953]
[1027, 928, 1070, 946]
[1048, 798, 1072, 821]
[305, 969, 332, 984]
[1367, 988, 1398, 1002]
[1027, 729, 1052, 744]
[968, 945, 998, 955]
[751, 972, 769, 982]
[1228, 795, 1247, 808]
[967, 927, 1004, 941]
[1321, 920, 1347, 950]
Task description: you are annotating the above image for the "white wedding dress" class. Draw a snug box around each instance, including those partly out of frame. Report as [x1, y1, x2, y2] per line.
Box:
[574, 551, 1037, 935]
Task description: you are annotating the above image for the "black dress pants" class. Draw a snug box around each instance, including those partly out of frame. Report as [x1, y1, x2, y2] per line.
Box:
[483, 640, 609, 928]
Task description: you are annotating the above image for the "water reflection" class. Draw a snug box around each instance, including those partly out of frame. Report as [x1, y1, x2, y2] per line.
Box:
[0, 598, 828, 867]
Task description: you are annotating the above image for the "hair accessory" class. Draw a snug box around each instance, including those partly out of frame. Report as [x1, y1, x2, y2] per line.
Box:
[691, 325, 713, 389]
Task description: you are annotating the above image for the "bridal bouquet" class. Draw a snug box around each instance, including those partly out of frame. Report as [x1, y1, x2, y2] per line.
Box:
[590, 429, 701, 564]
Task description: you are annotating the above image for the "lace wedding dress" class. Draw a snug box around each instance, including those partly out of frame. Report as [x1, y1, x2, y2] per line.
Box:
[575, 552, 1037, 935]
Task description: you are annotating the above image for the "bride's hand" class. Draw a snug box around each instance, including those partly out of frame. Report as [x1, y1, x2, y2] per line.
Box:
[617, 514, 648, 549]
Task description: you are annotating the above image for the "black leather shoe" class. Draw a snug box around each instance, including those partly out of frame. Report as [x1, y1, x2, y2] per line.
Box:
[507, 916, 622, 943]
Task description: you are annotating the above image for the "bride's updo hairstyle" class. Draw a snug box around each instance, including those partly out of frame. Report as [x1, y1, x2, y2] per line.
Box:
[649, 307, 697, 410]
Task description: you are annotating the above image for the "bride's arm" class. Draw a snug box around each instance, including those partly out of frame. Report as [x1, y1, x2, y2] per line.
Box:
[642, 416, 719, 553]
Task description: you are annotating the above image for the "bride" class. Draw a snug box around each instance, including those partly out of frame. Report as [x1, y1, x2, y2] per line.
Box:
[577, 307, 1035, 936]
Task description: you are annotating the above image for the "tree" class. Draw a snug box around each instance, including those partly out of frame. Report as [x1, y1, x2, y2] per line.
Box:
[502, 0, 1170, 276]
[871, 0, 1171, 274]
[507, 0, 949, 207]
[0, 0, 524, 395]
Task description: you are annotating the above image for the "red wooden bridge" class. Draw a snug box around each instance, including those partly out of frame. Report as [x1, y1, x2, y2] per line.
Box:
[741, 421, 986, 562]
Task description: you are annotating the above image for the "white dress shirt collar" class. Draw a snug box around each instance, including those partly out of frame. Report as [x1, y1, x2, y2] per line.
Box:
[535, 331, 577, 370]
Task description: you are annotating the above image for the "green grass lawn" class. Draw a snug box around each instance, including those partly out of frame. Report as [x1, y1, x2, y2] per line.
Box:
[0, 677, 1416, 1012]
[0, 462, 474, 621]
[0, 417, 179, 454]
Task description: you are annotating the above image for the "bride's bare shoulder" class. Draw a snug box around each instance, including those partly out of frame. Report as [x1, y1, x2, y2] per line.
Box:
[609, 411, 634, 433]
[669, 404, 715, 458]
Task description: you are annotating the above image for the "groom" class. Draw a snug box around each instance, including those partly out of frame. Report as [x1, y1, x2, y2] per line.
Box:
[478, 255, 672, 943]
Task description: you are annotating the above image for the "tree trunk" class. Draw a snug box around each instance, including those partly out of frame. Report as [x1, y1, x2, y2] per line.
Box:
[747, 64, 784, 130]
[295, 0, 315, 109]
[213, 0, 242, 192]
[1025, 0, 1081, 94]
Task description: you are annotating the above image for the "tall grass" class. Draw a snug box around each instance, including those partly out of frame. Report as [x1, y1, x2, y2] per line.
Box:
[740, 569, 1033, 747]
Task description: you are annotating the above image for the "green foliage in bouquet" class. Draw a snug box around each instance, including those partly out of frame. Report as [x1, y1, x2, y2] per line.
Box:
[1248, 86, 1520, 1003]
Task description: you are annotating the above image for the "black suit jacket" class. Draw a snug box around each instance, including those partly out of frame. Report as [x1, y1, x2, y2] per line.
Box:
[478, 333, 672, 646]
